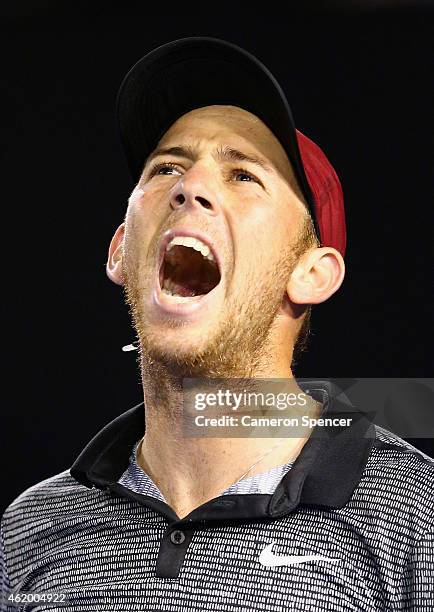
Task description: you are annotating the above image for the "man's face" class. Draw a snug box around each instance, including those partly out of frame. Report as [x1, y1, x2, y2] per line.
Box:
[121, 105, 310, 377]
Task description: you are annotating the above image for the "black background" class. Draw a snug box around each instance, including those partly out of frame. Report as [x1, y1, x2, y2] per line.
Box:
[1, 1, 433, 515]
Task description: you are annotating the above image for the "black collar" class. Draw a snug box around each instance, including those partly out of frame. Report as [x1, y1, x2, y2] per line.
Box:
[70, 381, 376, 524]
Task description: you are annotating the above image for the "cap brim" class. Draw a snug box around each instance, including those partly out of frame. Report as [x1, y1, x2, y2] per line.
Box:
[116, 37, 317, 225]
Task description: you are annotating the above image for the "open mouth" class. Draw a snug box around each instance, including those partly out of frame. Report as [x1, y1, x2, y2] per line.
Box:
[158, 236, 221, 299]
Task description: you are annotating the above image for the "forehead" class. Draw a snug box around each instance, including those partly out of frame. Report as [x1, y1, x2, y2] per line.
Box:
[157, 105, 295, 183]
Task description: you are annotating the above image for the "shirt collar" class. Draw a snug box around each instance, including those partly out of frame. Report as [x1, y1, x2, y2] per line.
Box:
[70, 380, 376, 517]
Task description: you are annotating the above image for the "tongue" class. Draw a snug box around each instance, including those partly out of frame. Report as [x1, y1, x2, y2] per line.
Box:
[168, 280, 199, 298]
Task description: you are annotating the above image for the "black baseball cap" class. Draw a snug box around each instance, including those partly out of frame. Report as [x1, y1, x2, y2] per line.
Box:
[116, 37, 346, 256]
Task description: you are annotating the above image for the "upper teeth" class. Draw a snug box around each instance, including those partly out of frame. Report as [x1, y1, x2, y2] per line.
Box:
[166, 236, 215, 262]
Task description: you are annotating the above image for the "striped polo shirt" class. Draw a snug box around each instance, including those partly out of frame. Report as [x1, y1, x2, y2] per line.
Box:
[1, 385, 433, 611]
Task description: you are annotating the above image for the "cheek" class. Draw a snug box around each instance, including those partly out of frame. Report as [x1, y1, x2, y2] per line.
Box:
[129, 183, 166, 215]
[133, 182, 165, 203]
[126, 184, 166, 237]
[233, 199, 304, 281]
[259, 197, 305, 253]
[122, 195, 154, 271]
[237, 201, 288, 257]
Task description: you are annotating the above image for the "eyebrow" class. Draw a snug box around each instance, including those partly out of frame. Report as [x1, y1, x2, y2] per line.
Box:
[147, 144, 273, 173]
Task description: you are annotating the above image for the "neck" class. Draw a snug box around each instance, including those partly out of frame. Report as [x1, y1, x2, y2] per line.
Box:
[137, 352, 322, 520]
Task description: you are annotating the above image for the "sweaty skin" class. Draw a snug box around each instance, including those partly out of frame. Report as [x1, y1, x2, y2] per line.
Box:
[107, 105, 344, 519]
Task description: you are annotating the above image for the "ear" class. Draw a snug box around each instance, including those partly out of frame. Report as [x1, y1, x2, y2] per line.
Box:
[106, 223, 125, 286]
[287, 246, 345, 304]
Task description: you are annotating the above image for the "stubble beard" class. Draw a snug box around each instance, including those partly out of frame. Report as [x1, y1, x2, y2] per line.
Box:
[122, 243, 300, 385]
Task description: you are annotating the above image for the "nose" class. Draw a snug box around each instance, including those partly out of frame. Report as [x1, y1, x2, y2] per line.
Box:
[169, 172, 218, 216]
[172, 192, 212, 209]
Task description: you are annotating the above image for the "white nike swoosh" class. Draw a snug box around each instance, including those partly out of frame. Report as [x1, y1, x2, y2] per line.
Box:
[259, 543, 340, 567]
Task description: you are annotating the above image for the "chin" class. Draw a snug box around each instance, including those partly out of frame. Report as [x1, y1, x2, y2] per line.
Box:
[141, 324, 213, 367]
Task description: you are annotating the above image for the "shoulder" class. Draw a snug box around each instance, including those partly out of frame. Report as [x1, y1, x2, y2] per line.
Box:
[1, 469, 107, 535]
[361, 425, 434, 534]
[370, 424, 434, 475]
[1, 470, 115, 592]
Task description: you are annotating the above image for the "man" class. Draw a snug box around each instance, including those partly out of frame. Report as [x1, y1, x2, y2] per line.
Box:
[1, 37, 433, 611]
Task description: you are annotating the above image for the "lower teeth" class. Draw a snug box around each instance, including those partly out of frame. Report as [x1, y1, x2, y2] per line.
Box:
[162, 287, 195, 298]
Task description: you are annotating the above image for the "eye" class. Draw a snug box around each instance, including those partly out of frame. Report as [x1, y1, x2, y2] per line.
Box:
[149, 162, 182, 178]
[232, 168, 260, 184]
